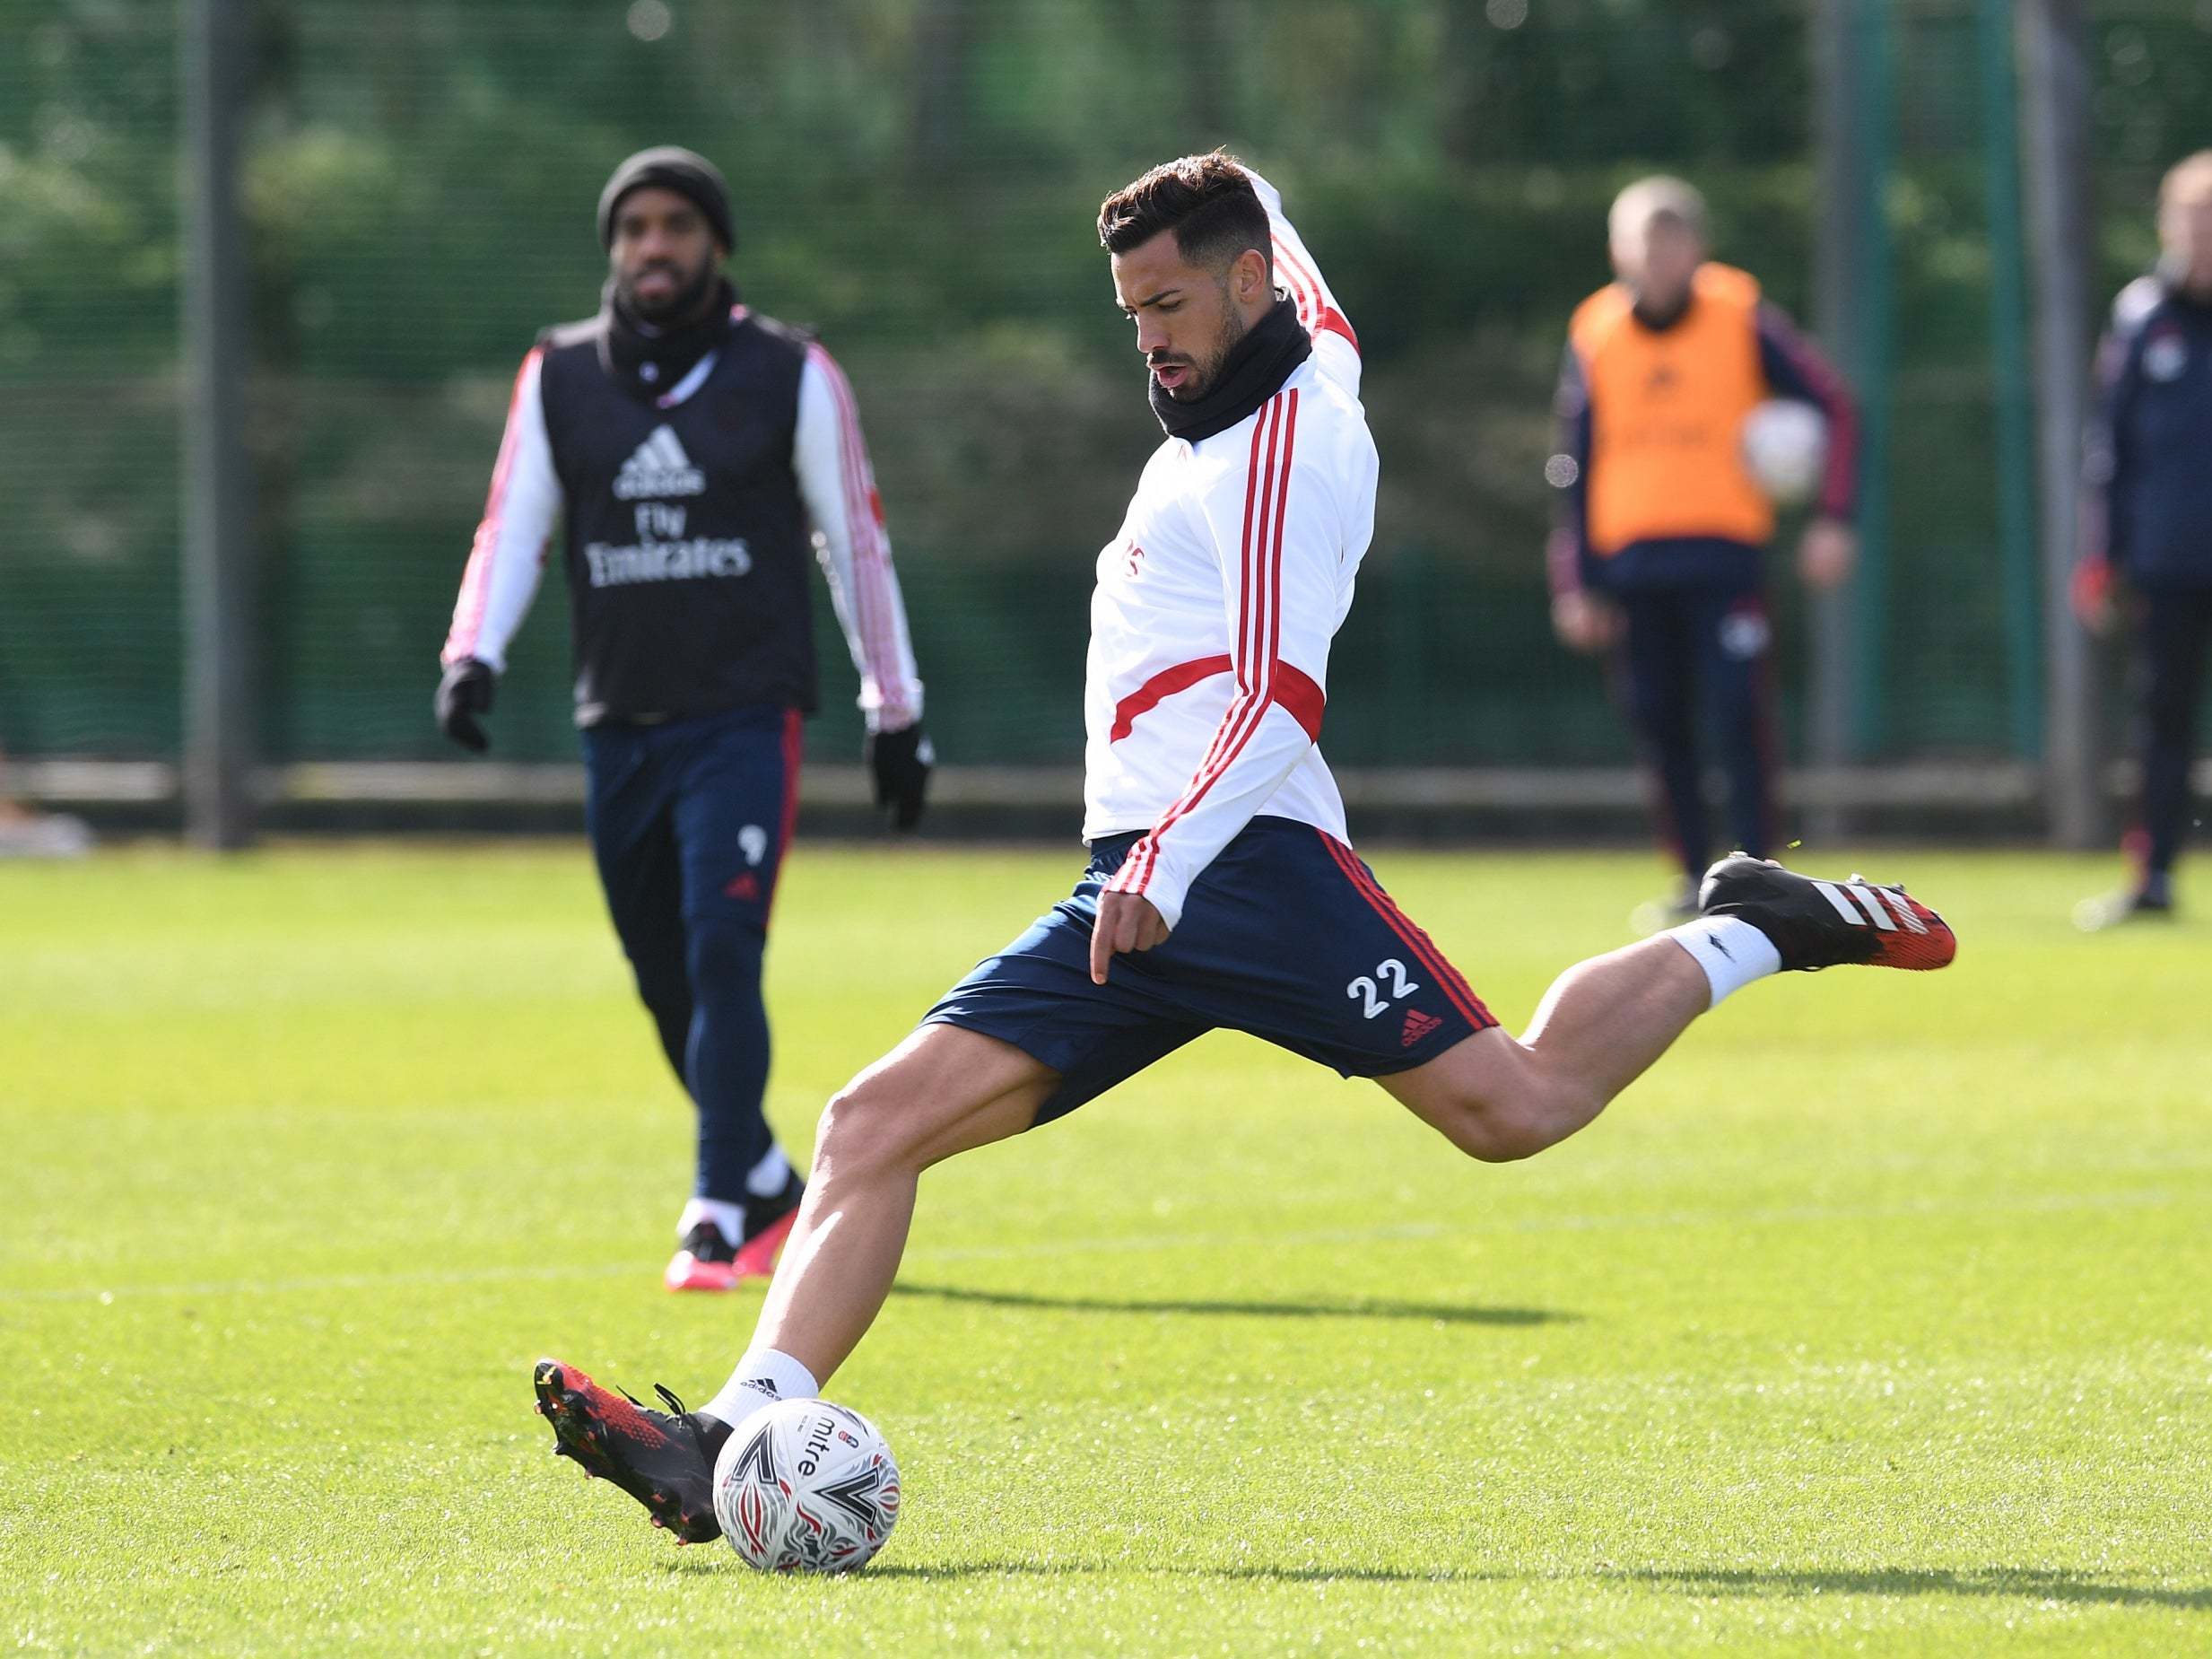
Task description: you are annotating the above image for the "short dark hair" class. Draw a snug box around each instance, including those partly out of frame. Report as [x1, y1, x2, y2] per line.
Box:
[1098, 152, 1272, 278]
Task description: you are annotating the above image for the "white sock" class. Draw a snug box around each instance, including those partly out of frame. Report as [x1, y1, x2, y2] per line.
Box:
[1664, 915, 1782, 1008]
[677, 1196, 746, 1245]
[745, 1144, 793, 1198]
[680, 1148, 792, 1243]
[702, 1348, 820, 1428]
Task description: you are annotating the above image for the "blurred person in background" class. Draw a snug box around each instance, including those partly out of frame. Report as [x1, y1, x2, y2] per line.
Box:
[0, 747, 92, 859]
[1546, 177, 1859, 929]
[2072, 151, 2212, 929]
[434, 147, 931, 1289]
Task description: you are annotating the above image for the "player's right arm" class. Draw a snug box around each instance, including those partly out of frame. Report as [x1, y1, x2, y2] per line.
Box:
[2077, 283, 2152, 628]
[790, 343, 926, 736]
[1238, 167, 1361, 394]
[442, 348, 562, 678]
[1754, 302, 1859, 525]
[1545, 340, 1618, 653]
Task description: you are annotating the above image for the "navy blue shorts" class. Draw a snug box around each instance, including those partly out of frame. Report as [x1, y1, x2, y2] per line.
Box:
[922, 815, 1498, 1125]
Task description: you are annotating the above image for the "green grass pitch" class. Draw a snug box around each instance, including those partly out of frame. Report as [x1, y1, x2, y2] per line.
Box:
[3, 840, 2207, 1655]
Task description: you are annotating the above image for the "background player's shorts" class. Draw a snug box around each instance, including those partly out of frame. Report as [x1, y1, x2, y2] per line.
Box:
[921, 814, 1498, 1125]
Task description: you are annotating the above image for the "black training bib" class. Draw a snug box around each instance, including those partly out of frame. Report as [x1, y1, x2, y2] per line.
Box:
[536, 310, 815, 726]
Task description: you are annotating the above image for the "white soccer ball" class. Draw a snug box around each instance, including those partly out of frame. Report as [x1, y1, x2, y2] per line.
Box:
[711, 1397, 901, 1573]
[1739, 398, 1827, 506]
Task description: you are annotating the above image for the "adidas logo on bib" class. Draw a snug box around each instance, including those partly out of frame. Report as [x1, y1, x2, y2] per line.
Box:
[614, 425, 707, 501]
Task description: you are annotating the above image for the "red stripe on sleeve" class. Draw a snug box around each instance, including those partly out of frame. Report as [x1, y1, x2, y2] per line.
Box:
[1273, 238, 1359, 354]
[445, 347, 542, 662]
[1271, 662, 1325, 741]
[812, 344, 910, 720]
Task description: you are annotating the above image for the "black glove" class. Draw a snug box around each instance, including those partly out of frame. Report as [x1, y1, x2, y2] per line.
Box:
[434, 658, 497, 753]
[865, 722, 933, 832]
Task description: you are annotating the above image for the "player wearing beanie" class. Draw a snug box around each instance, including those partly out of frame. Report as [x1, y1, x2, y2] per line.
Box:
[439, 147, 932, 1292]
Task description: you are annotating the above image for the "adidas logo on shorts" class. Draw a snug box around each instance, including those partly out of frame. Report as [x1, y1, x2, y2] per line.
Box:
[1400, 1008, 1442, 1048]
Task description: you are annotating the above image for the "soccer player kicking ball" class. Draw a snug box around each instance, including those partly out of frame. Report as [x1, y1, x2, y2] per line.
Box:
[533, 155, 1955, 1544]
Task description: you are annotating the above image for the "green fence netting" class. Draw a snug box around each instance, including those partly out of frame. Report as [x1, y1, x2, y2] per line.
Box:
[0, 0, 2200, 775]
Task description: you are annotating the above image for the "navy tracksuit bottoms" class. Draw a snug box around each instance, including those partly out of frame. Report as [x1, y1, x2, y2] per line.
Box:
[581, 703, 800, 1202]
[1614, 583, 1781, 879]
[2134, 589, 2212, 878]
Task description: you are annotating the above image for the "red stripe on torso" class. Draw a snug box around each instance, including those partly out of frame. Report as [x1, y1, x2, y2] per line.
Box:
[1109, 656, 1327, 745]
[1110, 655, 1231, 742]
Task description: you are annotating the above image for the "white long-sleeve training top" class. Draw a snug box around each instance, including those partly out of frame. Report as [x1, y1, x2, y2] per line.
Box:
[442, 316, 925, 732]
[1088, 171, 1375, 930]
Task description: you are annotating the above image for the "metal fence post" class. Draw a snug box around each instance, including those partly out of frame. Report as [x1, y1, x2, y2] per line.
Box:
[1810, 0, 1895, 834]
[1808, 0, 1855, 840]
[2018, 0, 2103, 847]
[181, 0, 257, 848]
[1979, 0, 2044, 763]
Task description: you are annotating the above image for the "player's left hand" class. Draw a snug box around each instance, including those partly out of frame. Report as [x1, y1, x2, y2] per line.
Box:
[1798, 519, 1857, 589]
[866, 721, 934, 832]
[1091, 890, 1169, 985]
[434, 657, 497, 752]
[2070, 554, 2121, 636]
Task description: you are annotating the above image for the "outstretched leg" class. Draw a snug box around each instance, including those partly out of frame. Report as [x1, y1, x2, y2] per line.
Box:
[1381, 935, 1710, 1160]
[1383, 855, 1955, 1161]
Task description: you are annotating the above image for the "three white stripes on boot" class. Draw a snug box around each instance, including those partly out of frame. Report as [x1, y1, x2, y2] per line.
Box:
[1814, 879, 1927, 935]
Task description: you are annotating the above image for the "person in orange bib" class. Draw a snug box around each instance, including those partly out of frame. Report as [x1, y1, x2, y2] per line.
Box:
[1547, 177, 1859, 921]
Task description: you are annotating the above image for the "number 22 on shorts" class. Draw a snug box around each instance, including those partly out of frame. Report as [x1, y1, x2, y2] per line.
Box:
[1345, 958, 1421, 1019]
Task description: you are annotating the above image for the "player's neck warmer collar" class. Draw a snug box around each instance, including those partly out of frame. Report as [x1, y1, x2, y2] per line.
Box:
[1149, 293, 1312, 443]
[598, 276, 739, 401]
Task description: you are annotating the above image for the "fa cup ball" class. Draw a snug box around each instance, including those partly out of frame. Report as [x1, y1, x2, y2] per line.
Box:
[1739, 398, 1827, 506]
[711, 1397, 901, 1573]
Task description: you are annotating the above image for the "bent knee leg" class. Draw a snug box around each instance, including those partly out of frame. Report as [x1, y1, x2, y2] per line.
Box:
[810, 1078, 926, 1183]
[1445, 1093, 1562, 1163]
[810, 1025, 1065, 1186]
[1415, 1066, 1596, 1164]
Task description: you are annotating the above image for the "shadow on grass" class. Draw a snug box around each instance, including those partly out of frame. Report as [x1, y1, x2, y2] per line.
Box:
[858, 1561, 1511, 1585]
[666, 1558, 2209, 1608]
[888, 1280, 1572, 1327]
[1619, 1567, 2212, 1612]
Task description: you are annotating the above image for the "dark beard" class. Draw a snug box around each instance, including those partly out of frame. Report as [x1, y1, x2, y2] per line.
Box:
[617, 258, 718, 327]
[1146, 295, 1312, 443]
[1168, 304, 1250, 402]
[598, 275, 737, 402]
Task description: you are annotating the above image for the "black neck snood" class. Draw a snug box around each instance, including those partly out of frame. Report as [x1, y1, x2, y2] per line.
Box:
[599, 275, 738, 401]
[1148, 293, 1313, 443]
